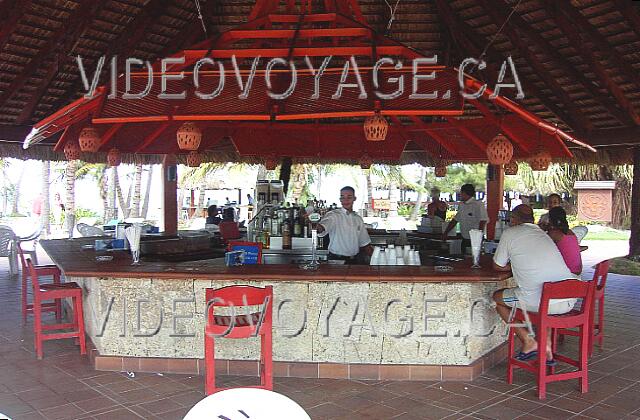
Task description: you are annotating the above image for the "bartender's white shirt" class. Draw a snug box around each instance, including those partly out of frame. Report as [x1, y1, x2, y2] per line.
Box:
[318, 208, 371, 257]
[454, 197, 488, 239]
[493, 223, 577, 311]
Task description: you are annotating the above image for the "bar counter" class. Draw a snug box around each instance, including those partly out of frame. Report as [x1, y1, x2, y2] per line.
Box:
[41, 238, 513, 381]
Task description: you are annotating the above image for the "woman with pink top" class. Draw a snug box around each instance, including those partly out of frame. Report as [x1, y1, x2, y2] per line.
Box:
[547, 207, 582, 275]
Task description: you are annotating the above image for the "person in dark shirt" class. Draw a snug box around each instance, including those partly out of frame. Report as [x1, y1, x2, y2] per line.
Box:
[206, 205, 222, 225]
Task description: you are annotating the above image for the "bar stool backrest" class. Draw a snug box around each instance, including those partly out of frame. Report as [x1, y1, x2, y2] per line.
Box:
[206, 285, 273, 328]
[539, 279, 594, 328]
[593, 260, 609, 295]
[26, 258, 42, 299]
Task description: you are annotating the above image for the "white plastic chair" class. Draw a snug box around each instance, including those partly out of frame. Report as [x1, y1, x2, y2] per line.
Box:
[0, 225, 18, 276]
[572, 226, 589, 243]
[76, 223, 105, 237]
[17, 222, 42, 265]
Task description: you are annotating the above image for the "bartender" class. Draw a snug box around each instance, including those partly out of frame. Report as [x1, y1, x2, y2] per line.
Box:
[442, 184, 488, 254]
[316, 186, 372, 263]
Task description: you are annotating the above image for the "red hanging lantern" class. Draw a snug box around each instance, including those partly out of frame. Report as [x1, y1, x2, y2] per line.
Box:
[529, 147, 552, 171]
[363, 113, 388, 141]
[504, 159, 519, 176]
[186, 151, 202, 167]
[486, 133, 513, 165]
[359, 155, 373, 169]
[63, 141, 81, 161]
[107, 148, 121, 167]
[176, 122, 202, 151]
[264, 155, 278, 171]
[78, 127, 101, 152]
[434, 164, 447, 178]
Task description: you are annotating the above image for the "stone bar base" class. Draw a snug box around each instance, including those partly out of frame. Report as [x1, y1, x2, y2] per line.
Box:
[91, 342, 508, 382]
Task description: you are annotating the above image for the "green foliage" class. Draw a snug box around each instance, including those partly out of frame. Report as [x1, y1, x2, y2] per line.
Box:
[75, 207, 100, 220]
[397, 204, 412, 216]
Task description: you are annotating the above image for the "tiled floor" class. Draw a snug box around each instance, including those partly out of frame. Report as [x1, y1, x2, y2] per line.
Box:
[1, 240, 639, 419]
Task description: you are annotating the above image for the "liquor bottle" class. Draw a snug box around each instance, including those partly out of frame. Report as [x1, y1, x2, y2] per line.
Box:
[292, 206, 301, 237]
[282, 219, 292, 249]
[271, 214, 280, 236]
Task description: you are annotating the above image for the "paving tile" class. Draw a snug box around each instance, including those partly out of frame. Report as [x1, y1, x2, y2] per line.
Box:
[39, 402, 86, 420]
[305, 402, 351, 419]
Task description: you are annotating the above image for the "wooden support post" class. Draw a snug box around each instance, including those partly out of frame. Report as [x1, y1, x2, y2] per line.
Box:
[486, 164, 504, 241]
[630, 147, 640, 258]
[162, 154, 178, 235]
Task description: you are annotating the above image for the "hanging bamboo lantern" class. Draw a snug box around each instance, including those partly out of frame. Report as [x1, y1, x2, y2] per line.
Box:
[186, 151, 202, 167]
[486, 133, 513, 165]
[264, 155, 278, 171]
[107, 148, 121, 166]
[504, 159, 519, 176]
[528, 147, 552, 171]
[176, 122, 202, 151]
[359, 155, 373, 169]
[63, 141, 81, 161]
[434, 163, 447, 178]
[78, 127, 101, 152]
[363, 113, 388, 142]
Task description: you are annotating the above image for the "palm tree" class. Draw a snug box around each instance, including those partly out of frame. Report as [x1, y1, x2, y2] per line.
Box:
[140, 165, 154, 219]
[366, 164, 406, 217]
[130, 163, 143, 218]
[64, 160, 77, 235]
[11, 161, 25, 215]
[409, 166, 427, 221]
[41, 161, 51, 236]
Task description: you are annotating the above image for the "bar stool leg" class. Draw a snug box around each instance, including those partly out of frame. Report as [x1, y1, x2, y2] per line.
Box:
[205, 333, 215, 395]
[34, 300, 43, 360]
[21, 271, 28, 324]
[75, 295, 87, 354]
[262, 330, 273, 390]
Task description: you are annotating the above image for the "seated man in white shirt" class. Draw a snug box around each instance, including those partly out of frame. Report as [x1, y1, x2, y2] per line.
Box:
[317, 186, 372, 263]
[492, 204, 578, 365]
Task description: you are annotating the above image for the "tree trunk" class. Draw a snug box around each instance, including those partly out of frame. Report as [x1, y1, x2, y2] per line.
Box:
[141, 165, 153, 219]
[410, 166, 427, 221]
[11, 164, 25, 215]
[256, 164, 268, 180]
[366, 169, 374, 212]
[388, 181, 400, 217]
[114, 167, 129, 219]
[107, 166, 117, 221]
[41, 161, 51, 236]
[130, 164, 143, 218]
[64, 160, 76, 236]
[629, 147, 640, 258]
[194, 188, 206, 219]
[288, 164, 307, 205]
[99, 166, 109, 222]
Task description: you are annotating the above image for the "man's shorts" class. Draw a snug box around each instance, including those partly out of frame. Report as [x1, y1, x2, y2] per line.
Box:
[502, 287, 575, 315]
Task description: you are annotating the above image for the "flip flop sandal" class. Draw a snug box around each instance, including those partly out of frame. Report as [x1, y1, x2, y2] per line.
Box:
[515, 350, 538, 361]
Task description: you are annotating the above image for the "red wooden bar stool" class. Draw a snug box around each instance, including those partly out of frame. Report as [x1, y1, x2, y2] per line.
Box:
[26, 258, 86, 359]
[555, 260, 610, 357]
[17, 242, 62, 323]
[204, 285, 273, 395]
[507, 279, 594, 399]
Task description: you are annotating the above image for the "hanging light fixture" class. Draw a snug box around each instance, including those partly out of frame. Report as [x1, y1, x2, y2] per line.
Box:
[186, 151, 202, 167]
[434, 161, 448, 178]
[486, 133, 513, 165]
[528, 147, 552, 171]
[78, 126, 101, 152]
[504, 159, 519, 176]
[359, 155, 373, 169]
[176, 122, 202, 151]
[107, 148, 121, 167]
[63, 141, 81, 161]
[264, 155, 278, 171]
[363, 112, 388, 142]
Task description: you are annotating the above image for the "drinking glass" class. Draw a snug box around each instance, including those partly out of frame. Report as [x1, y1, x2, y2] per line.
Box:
[131, 249, 140, 265]
[471, 247, 481, 269]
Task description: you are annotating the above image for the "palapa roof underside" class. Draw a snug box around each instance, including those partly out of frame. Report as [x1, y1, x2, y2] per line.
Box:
[0, 0, 638, 164]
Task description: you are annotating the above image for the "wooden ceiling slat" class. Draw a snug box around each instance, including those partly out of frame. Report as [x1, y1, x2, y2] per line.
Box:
[545, 0, 639, 127]
[477, 0, 594, 132]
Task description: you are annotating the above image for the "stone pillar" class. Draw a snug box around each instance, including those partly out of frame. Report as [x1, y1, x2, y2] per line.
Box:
[161, 154, 178, 235]
[486, 164, 504, 240]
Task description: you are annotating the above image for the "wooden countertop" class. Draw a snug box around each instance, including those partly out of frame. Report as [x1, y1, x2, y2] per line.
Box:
[40, 239, 511, 283]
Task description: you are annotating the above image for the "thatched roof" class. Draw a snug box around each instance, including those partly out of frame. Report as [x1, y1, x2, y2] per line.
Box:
[0, 0, 639, 164]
